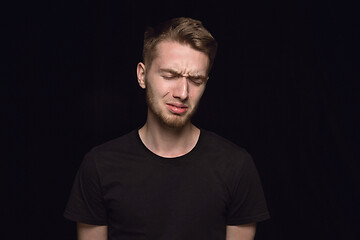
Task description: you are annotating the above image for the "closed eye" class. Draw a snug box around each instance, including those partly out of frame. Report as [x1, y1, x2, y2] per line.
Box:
[162, 75, 180, 80]
[187, 76, 207, 85]
[159, 68, 208, 85]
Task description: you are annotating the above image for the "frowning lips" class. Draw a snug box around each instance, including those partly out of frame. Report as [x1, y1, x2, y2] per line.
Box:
[166, 103, 188, 114]
[167, 102, 188, 108]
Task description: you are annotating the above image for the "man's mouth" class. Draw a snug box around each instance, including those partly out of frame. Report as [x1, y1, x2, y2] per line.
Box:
[166, 103, 188, 114]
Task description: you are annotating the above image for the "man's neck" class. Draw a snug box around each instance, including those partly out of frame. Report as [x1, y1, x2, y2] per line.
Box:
[138, 120, 200, 158]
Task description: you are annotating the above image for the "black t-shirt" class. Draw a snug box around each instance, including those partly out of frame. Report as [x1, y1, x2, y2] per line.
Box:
[64, 129, 270, 239]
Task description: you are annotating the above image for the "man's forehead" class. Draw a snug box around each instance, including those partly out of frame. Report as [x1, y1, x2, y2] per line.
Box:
[158, 67, 207, 77]
[152, 41, 209, 73]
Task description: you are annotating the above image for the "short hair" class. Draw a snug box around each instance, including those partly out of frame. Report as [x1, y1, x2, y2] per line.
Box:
[142, 17, 218, 72]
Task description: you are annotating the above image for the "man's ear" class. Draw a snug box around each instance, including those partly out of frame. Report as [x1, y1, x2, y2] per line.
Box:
[137, 62, 146, 89]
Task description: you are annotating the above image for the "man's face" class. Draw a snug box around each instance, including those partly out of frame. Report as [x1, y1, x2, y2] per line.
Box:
[138, 41, 210, 129]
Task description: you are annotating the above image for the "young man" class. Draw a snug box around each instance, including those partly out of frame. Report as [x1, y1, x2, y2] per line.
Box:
[64, 17, 270, 240]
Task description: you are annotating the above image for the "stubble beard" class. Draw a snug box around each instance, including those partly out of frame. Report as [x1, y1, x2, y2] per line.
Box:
[145, 84, 198, 129]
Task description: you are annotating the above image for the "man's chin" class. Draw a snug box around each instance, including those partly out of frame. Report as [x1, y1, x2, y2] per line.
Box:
[160, 114, 191, 129]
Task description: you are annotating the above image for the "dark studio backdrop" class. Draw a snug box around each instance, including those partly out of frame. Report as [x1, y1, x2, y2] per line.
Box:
[4, 0, 359, 239]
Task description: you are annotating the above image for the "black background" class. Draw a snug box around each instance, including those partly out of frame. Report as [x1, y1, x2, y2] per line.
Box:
[4, 0, 359, 239]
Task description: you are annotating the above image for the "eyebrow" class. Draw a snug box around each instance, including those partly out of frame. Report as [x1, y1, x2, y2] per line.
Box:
[159, 68, 181, 76]
[159, 68, 208, 80]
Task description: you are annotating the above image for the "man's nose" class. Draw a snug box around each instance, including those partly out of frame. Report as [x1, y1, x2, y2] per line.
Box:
[172, 77, 189, 100]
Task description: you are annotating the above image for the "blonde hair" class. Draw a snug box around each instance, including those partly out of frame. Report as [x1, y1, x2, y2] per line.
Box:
[142, 17, 218, 72]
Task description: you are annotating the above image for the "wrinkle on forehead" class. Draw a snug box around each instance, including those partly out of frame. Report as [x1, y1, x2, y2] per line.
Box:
[159, 66, 207, 76]
[151, 41, 210, 75]
[158, 68, 208, 80]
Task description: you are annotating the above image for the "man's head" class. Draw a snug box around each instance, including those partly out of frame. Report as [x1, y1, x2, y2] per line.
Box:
[142, 17, 217, 73]
[137, 18, 217, 129]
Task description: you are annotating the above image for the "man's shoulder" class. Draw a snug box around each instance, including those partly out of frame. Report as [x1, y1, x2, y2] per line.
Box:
[200, 129, 251, 161]
[78, 129, 144, 174]
[88, 129, 139, 156]
[201, 129, 247, 152]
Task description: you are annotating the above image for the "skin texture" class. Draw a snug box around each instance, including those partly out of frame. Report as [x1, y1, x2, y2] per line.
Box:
[226, 223, 257, 240]
[77, 40, 257, 240]
[77, 223, 107, 240]
[138, 40, 209, 129]
[137, 40, 209, 158]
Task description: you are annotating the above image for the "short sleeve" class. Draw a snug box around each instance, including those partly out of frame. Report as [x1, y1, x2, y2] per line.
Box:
[64, 152, 108, 225]
[226, 153, 270, 225]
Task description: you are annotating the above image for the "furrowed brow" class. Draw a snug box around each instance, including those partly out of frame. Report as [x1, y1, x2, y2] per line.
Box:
[188, 73, 208, 80]
[159, 68, 208, 81]
[159, 68, 181, 75]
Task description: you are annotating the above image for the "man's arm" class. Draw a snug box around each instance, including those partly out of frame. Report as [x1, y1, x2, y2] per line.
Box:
[226, 223, 256, 240]
[77, 222, 108, 240]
